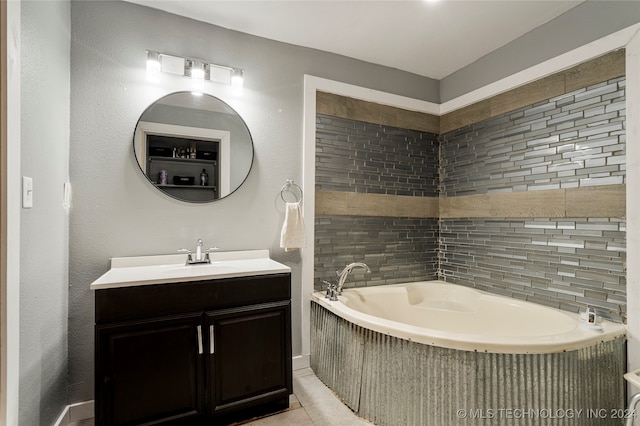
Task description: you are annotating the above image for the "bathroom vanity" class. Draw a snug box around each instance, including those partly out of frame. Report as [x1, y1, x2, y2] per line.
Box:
[91, 250, 292, 425]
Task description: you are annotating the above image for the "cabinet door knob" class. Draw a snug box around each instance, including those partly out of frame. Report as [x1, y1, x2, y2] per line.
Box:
[209, 325, 215, 354]
[197, 325, 203, 355]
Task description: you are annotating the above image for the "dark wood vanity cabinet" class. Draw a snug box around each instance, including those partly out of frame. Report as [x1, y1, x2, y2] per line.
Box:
[96, 314, 206, 425]
[206, 301, 290, 415]
[95, 273, 292, 426]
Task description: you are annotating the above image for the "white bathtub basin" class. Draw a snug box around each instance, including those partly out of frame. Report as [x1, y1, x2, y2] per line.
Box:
[312, 280, 626, 354]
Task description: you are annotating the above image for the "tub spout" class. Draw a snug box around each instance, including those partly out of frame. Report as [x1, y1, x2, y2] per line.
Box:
[336, 262, 371, 296]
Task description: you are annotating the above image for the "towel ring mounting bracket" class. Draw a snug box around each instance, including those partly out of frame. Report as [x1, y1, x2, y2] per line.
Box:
[280, 179, 303, 204]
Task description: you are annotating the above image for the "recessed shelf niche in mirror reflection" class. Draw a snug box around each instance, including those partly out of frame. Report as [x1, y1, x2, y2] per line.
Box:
[133, 92, 254, 203]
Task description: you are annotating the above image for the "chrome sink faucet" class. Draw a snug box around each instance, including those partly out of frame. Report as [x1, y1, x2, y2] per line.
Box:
[325, 262, 371, 301]
[195, 238, 204, 262]
[179, 239, 218, 265]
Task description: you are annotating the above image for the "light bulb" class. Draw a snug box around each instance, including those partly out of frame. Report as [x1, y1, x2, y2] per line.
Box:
[191, 60, 205, 95]
[231, 68, 244, 96]
[146, 51, 161, 83]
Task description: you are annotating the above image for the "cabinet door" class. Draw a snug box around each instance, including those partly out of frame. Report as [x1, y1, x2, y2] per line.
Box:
[95, 313, 205, 425]
[206, 301, 292, 416]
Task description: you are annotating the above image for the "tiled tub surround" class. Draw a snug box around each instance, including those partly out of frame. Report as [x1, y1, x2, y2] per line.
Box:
[439, 76, 627, 322]
[315, 113, 440, 290]
[314, 216, 439, 290]
[315, 114, 439, 196]
[439, 77, 626, 196]
[439, 218, 626, 322]
[315, 70, 627, 321]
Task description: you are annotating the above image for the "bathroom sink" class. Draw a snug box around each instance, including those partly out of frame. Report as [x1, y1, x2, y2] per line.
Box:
[160, 262, 236, 272]
[159, 261, 240, 277]
[90, 249, 291, 290]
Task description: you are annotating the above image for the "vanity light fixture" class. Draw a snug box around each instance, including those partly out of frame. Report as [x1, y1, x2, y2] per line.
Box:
[145, 50, 244, 95]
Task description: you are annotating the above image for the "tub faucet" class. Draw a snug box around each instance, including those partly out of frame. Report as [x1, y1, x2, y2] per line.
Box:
[335, 262, 371, 298]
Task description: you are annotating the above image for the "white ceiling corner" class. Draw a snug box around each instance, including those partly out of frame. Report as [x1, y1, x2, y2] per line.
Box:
[126, 0, 584, 80]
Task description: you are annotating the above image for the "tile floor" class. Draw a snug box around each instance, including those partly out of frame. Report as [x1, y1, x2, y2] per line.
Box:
[70, 368, 371, 426]
[242, 368, 371, 426]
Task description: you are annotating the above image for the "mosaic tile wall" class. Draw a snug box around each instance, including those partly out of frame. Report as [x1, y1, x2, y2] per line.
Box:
[439, 77, 627, 321]
[440, 78, 626, 196]
[314, 216, 439, 290]
[315, 116, 440, 290]
[314, 77, 626, 321]
[439, 218, 626, 321]
[316, 114, 439, 196]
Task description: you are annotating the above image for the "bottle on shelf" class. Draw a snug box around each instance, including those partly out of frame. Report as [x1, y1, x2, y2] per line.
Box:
[200, 169, 209, 186]
[159, 170, 168, 185]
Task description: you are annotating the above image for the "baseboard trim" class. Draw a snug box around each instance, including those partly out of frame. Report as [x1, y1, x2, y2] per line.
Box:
[53, 407, 69, 426]
[293, 354, 310, 370]
[52, 357, 308, 425]
[53, 400, 94, 426]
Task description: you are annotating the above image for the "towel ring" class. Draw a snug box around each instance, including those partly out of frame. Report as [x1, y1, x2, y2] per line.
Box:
[280, 179, 303, 204]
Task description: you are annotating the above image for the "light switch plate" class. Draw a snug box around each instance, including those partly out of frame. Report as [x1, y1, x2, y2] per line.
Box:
[22, 176, 33, 208]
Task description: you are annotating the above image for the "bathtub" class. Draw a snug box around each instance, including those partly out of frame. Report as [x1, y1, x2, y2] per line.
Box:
[313, 280, 625, 354]
[311, 281, 627, 426]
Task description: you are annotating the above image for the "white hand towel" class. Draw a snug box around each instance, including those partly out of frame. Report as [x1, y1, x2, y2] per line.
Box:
[280, 202, 306, 252]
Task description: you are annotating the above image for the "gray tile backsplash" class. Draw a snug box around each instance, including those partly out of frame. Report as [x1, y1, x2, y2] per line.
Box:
[440, 78, 625, 196]
[315, 76, 627, 322]
[316, 114, 439, 196]
[314, 216, 439, 291]
[438, 218, 626, 321]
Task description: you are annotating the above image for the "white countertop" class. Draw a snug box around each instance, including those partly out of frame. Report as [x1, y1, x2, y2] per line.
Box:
[90, 249, 291, 290]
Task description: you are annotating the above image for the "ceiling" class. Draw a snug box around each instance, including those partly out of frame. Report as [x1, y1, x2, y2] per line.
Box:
[127, 0, 584, 80]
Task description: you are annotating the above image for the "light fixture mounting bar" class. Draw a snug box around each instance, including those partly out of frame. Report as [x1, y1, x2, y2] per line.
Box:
[146, 50, 243, 86]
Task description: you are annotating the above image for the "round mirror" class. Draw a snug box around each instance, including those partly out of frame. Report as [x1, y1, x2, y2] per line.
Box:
[133, 92, 254, 203]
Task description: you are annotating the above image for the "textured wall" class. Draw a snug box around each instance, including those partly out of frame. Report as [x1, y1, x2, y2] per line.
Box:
[440, 1, 640, 101]
[20, 1, 70, 424]
[68, 1, 438, 403]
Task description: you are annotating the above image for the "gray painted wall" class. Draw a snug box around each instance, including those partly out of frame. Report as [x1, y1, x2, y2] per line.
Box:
[20, 1, 70, 424]
[440, 1, 640, 102]
[68, 0, 439, 402]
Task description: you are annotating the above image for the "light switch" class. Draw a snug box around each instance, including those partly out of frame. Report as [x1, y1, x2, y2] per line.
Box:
[63, 181, 71, 211]
[22, 176, 33, 208]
